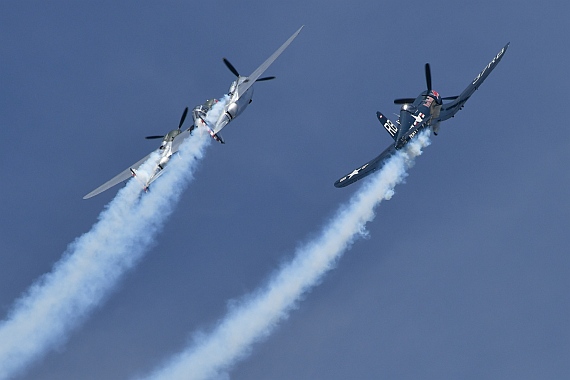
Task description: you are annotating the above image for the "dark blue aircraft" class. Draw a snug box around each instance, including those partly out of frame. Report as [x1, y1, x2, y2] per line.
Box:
[334, 43, 509, 188]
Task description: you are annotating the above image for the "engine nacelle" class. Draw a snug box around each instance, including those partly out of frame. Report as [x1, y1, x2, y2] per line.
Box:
[225, 102, 239, 119]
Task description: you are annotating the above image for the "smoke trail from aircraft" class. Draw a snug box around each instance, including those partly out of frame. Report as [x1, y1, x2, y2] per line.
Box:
[0, 99, 227, 380]
[141, 132, 431, 380]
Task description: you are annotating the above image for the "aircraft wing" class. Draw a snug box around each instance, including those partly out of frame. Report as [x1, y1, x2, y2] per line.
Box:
[83, 153, 152, 199]
[334, 144, 397, 188]
[238, 25, 303, 96]
[435, 42, 509, 123]
[171, 129, 191, 154]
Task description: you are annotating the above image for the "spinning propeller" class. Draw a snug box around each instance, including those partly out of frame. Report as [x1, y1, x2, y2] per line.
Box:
[394, 63, 458, 105]
[145, 107, 189, 140]
[223, 58, 275, 82]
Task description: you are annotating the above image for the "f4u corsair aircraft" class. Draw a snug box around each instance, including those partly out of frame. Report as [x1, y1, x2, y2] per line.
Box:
[334, 43, 509, 188]
[201, 25, 303, 144]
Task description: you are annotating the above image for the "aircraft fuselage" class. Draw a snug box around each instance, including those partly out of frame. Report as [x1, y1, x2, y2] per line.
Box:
[213, 76, 254, 133]
[395, 90, 442, 149]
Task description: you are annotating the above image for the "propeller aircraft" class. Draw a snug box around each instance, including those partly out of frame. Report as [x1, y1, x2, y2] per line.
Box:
[334, 43, 509, 188]
[83, 107, 194, 199]
[83, 26, 302, 199]
[201, 25, 303, 143]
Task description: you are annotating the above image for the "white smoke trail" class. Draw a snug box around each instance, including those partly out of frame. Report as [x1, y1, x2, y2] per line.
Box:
[0, 98, 227, 380]
[141, 132, 431, 380]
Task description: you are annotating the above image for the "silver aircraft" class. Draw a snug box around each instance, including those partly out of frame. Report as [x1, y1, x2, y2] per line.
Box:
[83, 107, 193, 199]
[201, 25, 303, 143]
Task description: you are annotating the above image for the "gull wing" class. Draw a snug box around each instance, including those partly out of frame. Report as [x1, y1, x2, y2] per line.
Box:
[436, 43, 509, 123]
[334, 144, 397, 188]
[83, 153, 152, 199]
[237, 26, 303, 96]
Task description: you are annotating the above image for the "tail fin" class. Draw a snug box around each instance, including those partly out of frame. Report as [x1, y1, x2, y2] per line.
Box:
[376, 111, 398, 141]
[213, 132, 225, 144]
[207, 128, 225, 144]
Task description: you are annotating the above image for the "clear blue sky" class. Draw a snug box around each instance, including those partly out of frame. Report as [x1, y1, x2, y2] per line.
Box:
[1, 1, 568, 379]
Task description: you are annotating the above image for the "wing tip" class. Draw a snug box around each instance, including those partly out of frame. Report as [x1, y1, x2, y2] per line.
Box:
[334, 178, 351, 188]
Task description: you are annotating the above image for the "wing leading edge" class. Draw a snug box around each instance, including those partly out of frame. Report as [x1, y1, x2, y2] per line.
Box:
[83, 153, 151, 199]
[334, 144, 397, 188]
[436, 42, 509, 123]
[238, 25, 304, 97]
[83, 128, 192, 199]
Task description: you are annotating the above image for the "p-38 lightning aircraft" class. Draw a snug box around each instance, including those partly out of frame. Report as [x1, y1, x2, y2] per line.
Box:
[335, 43, 509, 188]
[201, 25, 303, 144]
[83, 107, 193, 199]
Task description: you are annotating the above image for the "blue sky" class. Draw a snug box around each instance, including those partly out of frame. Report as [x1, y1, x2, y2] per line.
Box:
[1, 1, 568, 379]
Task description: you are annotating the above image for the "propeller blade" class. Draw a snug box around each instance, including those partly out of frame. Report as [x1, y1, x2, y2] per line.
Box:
[223, 58, 240, 77]
[145, 135, 164, 140]
[178, 107, 188, 129]
[256, 76, 276, 82]
[425, 63, 432, 92]
[442, 96, 459, 100]
[394, 98, 416, 105]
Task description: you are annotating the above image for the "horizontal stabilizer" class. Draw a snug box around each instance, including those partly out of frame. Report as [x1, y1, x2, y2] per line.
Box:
[377, 111, 399, 141]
